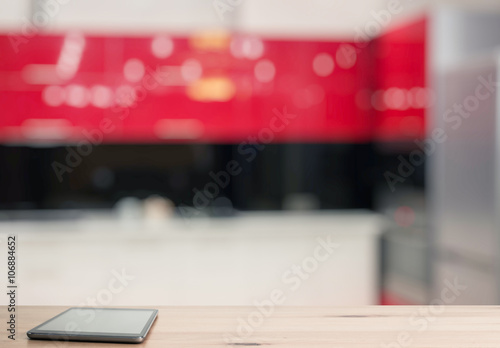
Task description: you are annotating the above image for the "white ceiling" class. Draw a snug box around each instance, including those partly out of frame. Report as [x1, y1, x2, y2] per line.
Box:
[0, 0, 499, 39]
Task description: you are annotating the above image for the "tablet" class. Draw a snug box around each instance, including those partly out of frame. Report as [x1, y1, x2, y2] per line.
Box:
[27, 307, 158, 343]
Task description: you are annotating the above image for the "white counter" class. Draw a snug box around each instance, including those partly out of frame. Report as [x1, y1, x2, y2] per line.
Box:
[0, 210, 382, 306]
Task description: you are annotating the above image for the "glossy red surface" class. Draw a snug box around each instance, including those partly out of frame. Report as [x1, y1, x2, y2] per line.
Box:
[372, 17, 428, 142]
[0, 18, 426, 144]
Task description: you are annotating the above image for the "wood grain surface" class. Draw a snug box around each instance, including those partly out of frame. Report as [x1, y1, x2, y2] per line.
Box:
[2, 306, 500, 347]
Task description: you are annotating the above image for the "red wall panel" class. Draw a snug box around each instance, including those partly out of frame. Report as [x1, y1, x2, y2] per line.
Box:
[372, 17, 428, 142]
[0, 19, 427, 144]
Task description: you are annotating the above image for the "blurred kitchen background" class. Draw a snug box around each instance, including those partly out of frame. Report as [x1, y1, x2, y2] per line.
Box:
[1, 0, 500, 306]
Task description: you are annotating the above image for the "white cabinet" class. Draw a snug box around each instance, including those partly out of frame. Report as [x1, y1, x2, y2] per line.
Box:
[0, 211, 382, 306]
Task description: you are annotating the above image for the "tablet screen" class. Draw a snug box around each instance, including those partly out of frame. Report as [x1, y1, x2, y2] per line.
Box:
[35, 308, 156, 335]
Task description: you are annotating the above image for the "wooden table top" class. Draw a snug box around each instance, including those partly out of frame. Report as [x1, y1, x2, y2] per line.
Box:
[3, 306, 500, 347]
